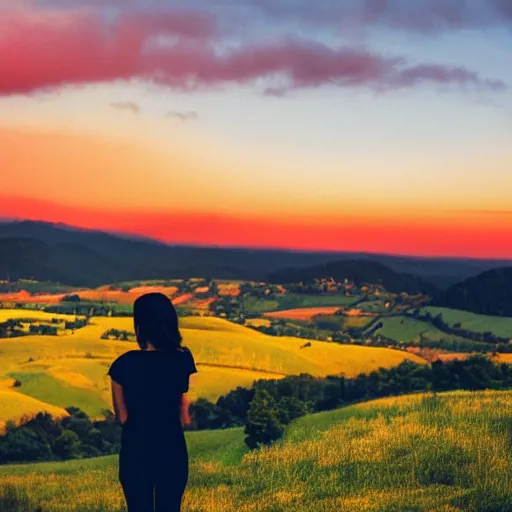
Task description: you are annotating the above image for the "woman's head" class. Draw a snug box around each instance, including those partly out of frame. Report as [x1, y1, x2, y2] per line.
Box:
[133, 292, 182, 351]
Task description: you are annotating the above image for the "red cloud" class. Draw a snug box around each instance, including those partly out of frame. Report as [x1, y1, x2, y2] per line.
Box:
[0, 6, 506, 95]
[0, 6, 217, 94]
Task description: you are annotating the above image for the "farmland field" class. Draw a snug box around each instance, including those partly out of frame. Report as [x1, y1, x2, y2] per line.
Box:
[2, 389, 511, 511]
[0, 310, 425, 427]
[422, 307, 512, 339]
[0, 310, 83, 323]
[244, 317, 272, 328]
[243, 293, 358, 313]
[0, 285, 180, 305]
[0, 390, 68, 430]
[7, 372, 108, 419]
[375, 316, 466, 344]
[344, 316, 374, 329]
[263, 306, 343, 320]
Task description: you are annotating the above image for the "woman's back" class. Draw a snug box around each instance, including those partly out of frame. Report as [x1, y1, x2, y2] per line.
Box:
[109, 347, 196, 437]
[109, 293, 196, 511]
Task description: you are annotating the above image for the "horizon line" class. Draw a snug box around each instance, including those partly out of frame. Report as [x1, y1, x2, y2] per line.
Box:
[2, 217, 512, 264]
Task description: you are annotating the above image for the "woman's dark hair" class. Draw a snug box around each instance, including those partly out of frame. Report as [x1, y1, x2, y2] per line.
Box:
[133, 293, 182, 351]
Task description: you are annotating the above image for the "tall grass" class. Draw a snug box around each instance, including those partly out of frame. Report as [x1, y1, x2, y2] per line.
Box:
[1, 390, 511, 511]
[0, 485, 43, 512]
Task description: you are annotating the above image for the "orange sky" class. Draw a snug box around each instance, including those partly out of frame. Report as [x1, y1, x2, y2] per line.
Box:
[2, 195, 512, 258]
[1, 115, 511, 259]
[0, 2, 511, 260]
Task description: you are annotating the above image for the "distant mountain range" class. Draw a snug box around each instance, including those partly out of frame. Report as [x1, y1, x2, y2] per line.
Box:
[439, 267, 512, 317]
[0, 220, 510, 293]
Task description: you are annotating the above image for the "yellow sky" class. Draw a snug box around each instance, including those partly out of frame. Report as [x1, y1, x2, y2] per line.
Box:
[2, 122, 511, 222]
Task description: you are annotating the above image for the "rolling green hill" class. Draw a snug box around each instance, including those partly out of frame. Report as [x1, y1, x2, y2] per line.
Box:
[422, 306, 512, 339]
[243, 293, 357, 313]
[374, 316, 463, 344]
[2, 389, 511, 511]
[0, 310, 425, 428]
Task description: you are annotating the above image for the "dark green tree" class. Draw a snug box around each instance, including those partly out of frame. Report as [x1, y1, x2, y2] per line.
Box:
[189, 398, 224, 430]
[244, 389, 284, 450]
[53, 430, 81, 459]
[277, 396, 310, 425]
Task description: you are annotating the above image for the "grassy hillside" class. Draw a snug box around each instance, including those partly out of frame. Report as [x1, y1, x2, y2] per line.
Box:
[7, 372, 108, 419]
[0, 310, 82, 323]
[2, 389, 511, 511]
[0, 310, 425, 425]
[422, 306, 512, 339]
[375, 316, 465, 344]
[0, 390, 68, 431]
[243, 293, 357, 313]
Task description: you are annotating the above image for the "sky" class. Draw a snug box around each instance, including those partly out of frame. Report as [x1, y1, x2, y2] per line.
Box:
[1, 0, 511, 258]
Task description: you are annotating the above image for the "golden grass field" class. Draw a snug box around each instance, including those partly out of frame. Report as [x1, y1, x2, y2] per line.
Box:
[0, 390, 69, 430]
[244, 318, 272, 328]
[0, 310, 84, 323]
[1, 389, 511, 511]
[406, 346, 512, 364]
[0, 309, 425, 427]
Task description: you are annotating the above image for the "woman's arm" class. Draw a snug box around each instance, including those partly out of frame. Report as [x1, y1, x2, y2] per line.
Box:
[111, 379, 128, 425]
[180, 394, 192, 427]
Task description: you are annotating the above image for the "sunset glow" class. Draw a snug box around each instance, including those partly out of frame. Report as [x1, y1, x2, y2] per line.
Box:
[1, 0, 511, 258]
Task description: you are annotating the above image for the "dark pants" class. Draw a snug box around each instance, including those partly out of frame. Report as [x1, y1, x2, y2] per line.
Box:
[119, 429, 188, 512]
[120, 476, 186, 512]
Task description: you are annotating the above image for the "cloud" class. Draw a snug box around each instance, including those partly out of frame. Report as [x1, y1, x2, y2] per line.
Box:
[0, 5, 506, 96]
[393, 64, 507, 91]
[248, 0, 512, 33]
[166, 111, 198, 121]
[0, 5, 217, 95]
[494, 0, 512, 20]
[110, 101, 139, 114]
[9, 1, 512, 34]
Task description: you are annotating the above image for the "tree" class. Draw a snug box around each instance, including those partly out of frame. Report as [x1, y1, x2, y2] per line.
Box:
[216, 386, 254, 423]
[54, 430, 81, 459]
[244, 389, 284, 449]
[189, 398, 226, 430]
[0, 427, 53, 463]
[24, 412, 63, 447]
[277, 396, 310, 425]
[61, 294, 80, 303]
[85, 428, 105, 452]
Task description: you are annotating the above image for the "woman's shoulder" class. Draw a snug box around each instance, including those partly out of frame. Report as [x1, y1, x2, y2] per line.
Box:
[108, 350, 140, 382]
[116, 349, 140, 358]
[175, 345, 197, 373]
[111, 350, 140, 366]
[175, 345, 195, 360]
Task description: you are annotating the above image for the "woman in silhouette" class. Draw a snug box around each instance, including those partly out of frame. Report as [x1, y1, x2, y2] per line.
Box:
[108, 292, 197, 512]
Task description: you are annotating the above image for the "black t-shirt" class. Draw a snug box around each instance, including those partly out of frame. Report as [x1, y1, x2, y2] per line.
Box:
[108, 347, 197, 436]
